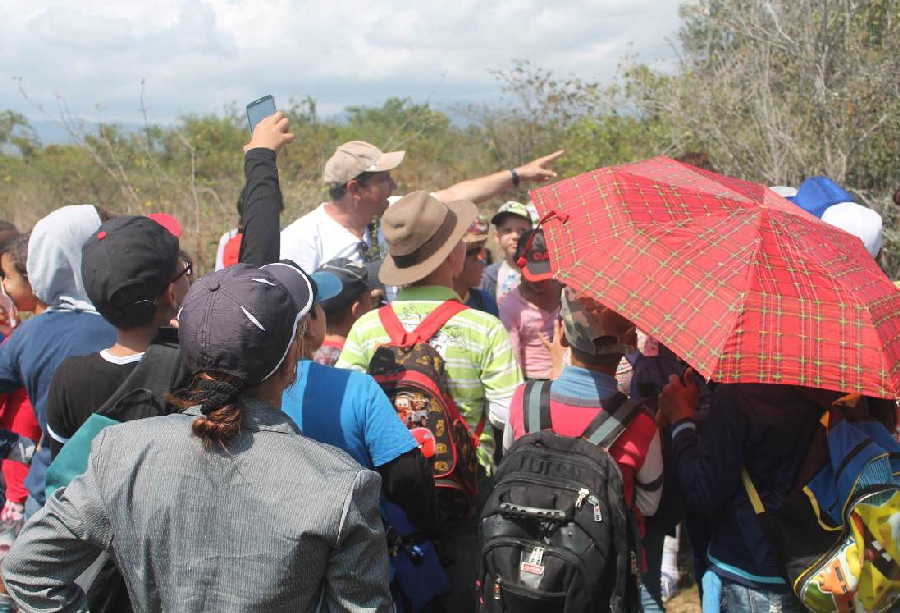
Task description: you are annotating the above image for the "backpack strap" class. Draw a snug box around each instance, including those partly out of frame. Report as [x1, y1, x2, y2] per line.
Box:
[740, 467, 791, 582]
[581, 393, 641, 448]
[378, 301, 469, 347]
[378, 305, 408, 346]
[741, 468, 766, 514]
[523, 379, 552, 434]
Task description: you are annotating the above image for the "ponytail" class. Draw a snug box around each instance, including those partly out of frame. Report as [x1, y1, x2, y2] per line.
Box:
[169, 372, 245, 447]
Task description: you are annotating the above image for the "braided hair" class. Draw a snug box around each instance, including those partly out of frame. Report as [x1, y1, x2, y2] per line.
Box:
[169, 372, 245, 446]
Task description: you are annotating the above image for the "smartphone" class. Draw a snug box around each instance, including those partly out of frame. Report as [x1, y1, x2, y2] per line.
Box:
[246, 95, 276, 132]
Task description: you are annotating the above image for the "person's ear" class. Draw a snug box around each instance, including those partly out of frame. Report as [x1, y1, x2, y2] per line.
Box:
[345, 178, 362, 199]
[350, 298, 363, 319]
[156, 283, 178, 323]
[163, 282, 178, 310]
[280, 335, 302, 385]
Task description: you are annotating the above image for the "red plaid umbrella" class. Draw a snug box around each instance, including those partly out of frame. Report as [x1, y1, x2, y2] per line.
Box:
[530, 157, 900, 399]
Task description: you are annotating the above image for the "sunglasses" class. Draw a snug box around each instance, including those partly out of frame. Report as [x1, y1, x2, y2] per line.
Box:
[172, 259, 193, 283]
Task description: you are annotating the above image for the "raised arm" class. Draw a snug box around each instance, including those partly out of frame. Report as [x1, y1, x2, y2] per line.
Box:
[432, 150, 564, 204]
[237, 111, 295, 266]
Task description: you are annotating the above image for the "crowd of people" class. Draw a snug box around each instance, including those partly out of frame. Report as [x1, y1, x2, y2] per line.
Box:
[0, 110, 895, 613]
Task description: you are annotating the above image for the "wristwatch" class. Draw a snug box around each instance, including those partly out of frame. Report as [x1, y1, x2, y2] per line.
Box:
[510, 168, 521, 187]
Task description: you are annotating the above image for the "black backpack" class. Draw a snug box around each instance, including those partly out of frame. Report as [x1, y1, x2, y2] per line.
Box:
[479, 380, 643, 612]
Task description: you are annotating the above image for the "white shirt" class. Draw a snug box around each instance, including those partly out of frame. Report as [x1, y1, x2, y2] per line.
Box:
[496, 260, 521, 303]
[280, 204, 373, 274]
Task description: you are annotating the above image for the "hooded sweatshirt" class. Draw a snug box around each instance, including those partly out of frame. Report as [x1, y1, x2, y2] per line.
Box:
[0, 205, 116, 506]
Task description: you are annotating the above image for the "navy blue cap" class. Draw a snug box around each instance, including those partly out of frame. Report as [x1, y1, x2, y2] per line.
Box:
[179, 263, 316, 385]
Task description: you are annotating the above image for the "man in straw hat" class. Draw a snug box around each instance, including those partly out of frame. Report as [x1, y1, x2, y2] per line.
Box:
[337, 191, 522, 612]
[280, 140, 563, 276]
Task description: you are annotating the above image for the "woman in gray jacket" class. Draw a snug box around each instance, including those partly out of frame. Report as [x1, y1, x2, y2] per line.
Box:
[3, 262, 393, 613]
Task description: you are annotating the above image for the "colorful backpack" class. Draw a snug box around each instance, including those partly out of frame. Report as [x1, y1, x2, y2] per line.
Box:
[743, 394, 900, 612]
[368, 301, 484, 518]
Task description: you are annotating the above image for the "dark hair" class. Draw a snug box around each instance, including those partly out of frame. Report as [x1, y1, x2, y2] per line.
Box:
[323, 300, 356, 330]
[94, 206, 115, 222]
[328, 171, 379, 201]
[101, 249, 183, 331]
[169, 372, 245, 447]
[101, 262, 181, 331]
[570, 345, 625, 371]
[893, 188, 900, 207]
[0, 221, 18, 254]
[102, 295, 161, 331]
[7, 233, 29, 277]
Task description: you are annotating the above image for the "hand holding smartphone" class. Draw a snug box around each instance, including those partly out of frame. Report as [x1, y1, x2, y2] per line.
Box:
[243, 97, 295, 154]
[246, 95, 276, 132]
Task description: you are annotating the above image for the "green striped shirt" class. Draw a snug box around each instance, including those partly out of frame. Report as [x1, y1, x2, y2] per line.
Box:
[336, 285, 522, 470]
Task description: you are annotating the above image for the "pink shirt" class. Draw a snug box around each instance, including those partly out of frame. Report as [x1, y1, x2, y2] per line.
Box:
[498, 287, 560, 380]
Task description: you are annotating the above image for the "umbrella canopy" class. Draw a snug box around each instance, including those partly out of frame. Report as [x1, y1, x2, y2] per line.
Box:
[530, 157, 900, 399]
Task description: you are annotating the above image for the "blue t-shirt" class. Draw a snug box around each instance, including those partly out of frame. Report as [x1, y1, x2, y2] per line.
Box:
[282, 360, 416, 470]
[0, 310, 116, 505]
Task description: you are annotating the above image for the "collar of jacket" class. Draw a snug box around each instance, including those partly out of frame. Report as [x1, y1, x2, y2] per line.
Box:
[183, 396, 300, 436]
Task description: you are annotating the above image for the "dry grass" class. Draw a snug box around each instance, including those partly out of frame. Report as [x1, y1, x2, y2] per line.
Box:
[666, 586, 701, 612]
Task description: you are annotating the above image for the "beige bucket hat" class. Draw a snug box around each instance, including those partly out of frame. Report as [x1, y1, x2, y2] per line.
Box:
[379, 191, 477, 286]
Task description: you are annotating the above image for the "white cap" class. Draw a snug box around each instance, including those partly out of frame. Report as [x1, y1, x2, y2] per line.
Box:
[821, 202, 883, 257]
[769, 186, 798, 198]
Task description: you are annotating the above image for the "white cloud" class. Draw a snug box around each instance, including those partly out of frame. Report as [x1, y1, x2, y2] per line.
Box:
[0, 0, 680, 125]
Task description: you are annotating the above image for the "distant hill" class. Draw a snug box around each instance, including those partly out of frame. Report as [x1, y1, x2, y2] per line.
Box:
[30, 120, 145, 145]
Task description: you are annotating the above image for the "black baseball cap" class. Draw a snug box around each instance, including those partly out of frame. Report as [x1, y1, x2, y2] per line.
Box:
[514, 228, 554, 282]
[178, 261, 341, 385]
[317, 257, 380, 313]
[82, 215, 180, 327]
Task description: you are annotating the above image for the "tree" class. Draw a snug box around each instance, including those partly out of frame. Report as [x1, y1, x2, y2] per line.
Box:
[0, 111, 39, 158]
[631, 0, 900, 190]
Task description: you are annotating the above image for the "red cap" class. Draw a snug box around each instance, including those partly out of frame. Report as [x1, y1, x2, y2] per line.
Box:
[148, 213, 182, 238]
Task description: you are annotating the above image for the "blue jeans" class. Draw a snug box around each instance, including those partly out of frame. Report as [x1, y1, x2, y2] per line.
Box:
[639, 582, 665, 612]
[719, 577, 805, 612]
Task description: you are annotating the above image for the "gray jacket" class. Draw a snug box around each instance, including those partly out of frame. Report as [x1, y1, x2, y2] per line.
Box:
[3, 399, 392, 613]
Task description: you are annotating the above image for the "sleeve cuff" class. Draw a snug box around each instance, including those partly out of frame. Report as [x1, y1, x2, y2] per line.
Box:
[245, 147, 277, 161]
[671, 419, 697, 440]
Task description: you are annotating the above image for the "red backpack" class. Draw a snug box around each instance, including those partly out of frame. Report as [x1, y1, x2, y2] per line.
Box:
[368, 301, 484, 518]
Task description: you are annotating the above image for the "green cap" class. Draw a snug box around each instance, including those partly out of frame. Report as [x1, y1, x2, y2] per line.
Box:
[490, 201, 537, 226]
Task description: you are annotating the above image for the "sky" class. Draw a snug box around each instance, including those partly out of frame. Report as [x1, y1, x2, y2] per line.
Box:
[1, 0, 682, 126]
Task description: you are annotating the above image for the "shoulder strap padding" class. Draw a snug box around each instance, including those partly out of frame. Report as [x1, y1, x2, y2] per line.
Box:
[523, 379, 552, 434]
[582, 393, 642, 448]
[378, 301, 468, 348]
